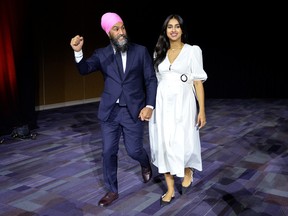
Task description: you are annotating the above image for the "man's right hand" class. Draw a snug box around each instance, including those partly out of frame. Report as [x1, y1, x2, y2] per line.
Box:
[70, 35, 84, 52]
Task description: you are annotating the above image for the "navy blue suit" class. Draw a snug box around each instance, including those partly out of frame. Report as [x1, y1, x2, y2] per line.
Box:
[76, 43, 157, 193]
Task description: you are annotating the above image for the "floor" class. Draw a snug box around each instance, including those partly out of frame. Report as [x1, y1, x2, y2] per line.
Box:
[0, 99, 288, 216]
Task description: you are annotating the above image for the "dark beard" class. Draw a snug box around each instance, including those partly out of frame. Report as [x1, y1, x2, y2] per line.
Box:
[110, 34, 129, 52]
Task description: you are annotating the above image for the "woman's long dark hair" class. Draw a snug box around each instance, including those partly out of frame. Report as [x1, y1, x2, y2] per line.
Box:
[153, 14, 188, 72]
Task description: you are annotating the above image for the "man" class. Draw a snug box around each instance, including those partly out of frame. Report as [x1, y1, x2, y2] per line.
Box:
[70, 12, 157, 207]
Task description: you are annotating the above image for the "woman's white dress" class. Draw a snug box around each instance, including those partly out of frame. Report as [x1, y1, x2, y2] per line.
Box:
[149, 44, 207, 177]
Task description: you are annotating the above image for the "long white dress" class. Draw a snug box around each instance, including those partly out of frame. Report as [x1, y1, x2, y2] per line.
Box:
[149, 44, 207, 177]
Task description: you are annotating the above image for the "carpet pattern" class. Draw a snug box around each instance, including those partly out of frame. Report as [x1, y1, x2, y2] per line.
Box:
[0, 99, 288, 216]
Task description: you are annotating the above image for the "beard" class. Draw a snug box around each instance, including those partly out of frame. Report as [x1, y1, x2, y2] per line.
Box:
[110, 34, 129, 52]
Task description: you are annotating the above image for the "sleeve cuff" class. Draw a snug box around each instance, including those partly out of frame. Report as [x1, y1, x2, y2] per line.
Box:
[74, 50, 83, 63]
[146, 105, 154, 110]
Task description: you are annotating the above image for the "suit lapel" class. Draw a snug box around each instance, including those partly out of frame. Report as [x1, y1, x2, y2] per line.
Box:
[124, 44, 135, 78]
[104, 44, 135, 80]
[103, 45, 123, 80]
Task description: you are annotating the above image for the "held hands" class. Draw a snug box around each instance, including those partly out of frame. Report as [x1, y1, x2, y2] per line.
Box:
[139, 107, 153, 121]
[70, 35, 84, 52]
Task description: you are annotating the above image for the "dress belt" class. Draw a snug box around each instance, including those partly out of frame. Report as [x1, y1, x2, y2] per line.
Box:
[160, 73, 191, 83]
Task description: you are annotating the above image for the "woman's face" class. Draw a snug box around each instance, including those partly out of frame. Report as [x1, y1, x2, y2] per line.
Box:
[166, 18, 182, 41]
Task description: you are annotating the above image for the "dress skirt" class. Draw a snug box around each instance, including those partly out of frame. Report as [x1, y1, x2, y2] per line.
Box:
[149, 72, 202, 178]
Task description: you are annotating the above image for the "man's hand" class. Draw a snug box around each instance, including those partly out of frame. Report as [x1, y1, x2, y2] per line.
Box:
[70, 35, 84, 52]
[139, 107, 153, 121]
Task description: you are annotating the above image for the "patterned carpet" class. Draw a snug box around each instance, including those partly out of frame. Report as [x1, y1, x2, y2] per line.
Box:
[0, 99, 288, 216]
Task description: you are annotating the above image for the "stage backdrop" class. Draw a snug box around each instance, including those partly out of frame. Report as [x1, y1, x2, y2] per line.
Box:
[0, 0, 286, 135]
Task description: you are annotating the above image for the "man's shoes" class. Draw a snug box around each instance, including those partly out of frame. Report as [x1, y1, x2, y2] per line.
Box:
[141, 164, 152, 183]
[98, 192, 119, 207]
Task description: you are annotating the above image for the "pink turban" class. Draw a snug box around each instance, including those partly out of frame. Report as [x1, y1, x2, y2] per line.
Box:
[101, 12, 123, 35]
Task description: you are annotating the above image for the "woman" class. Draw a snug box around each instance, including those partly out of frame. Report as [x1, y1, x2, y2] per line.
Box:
[149, 14, 207, 206]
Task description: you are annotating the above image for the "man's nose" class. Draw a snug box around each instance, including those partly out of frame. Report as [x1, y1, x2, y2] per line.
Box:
[118, 28, 124, 34]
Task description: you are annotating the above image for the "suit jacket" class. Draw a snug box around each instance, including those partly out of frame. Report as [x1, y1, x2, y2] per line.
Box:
[76, 43, 157, 122]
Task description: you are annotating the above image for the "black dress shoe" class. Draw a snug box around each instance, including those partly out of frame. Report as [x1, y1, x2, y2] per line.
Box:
[141, 164, 152, 183]
[160, 193, 175, 207]
[181, 183, 192, 195]
[98, 192, 119, 207]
